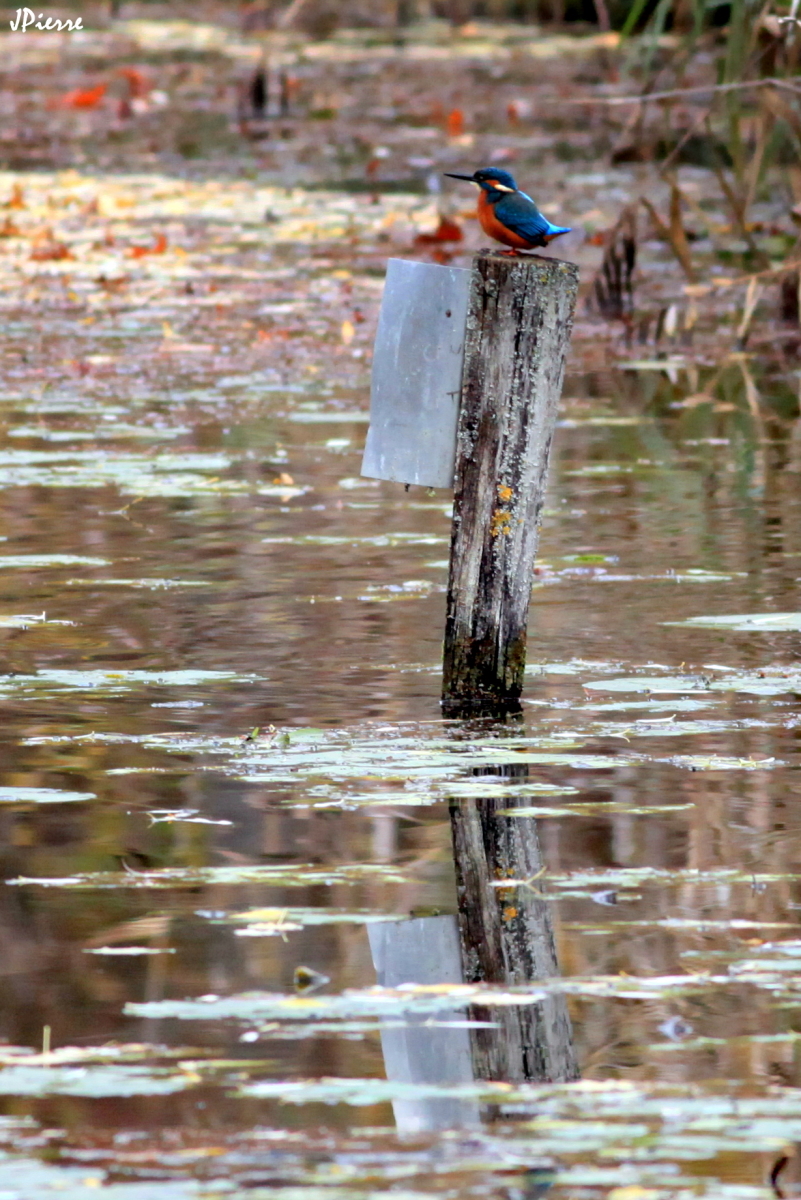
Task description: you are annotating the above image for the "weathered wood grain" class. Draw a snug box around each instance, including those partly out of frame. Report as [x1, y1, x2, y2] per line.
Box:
[442, 251, 579, 714]
[450, 782, 579, 1084]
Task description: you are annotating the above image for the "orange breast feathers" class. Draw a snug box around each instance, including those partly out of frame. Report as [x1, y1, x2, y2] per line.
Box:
[477, 189, 534, 250]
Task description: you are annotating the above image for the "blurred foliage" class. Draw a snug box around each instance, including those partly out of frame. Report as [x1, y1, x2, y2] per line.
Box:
[48, 0, 721, 29]
[578, 2, 801, 306]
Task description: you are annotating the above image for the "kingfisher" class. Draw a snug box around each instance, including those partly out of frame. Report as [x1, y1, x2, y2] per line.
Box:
[444, 167, 571, 253]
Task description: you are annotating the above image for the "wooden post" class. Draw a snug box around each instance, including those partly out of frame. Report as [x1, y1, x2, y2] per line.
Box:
[442, 252, 579, 715]
[450, 782, 579, 1084]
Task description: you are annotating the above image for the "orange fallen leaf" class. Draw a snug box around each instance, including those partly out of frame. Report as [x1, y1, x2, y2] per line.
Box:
[414, 215, 463, 246]
[30, 238, 73, 262]
[272, 472, 294, 486]
[128, 233, 168, 258]
[118, 66, 149, 98]
[255, 328, 291, 344]
[0, 217, 20, 237]
[60, 83, 107, 110]
[446, 108, 465, 138]
[4, 184, 24, 210]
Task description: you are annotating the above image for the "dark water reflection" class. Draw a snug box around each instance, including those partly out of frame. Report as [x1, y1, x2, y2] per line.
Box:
[2, 356, 801, 1194]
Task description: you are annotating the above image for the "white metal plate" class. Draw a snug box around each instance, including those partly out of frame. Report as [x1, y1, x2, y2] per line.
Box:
[361, 258, 470, 489]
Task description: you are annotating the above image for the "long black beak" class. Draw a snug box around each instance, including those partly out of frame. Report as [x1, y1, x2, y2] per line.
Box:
[443, 172, 476, 182]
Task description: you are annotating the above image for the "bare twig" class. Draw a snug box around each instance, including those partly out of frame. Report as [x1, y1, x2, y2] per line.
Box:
[640, 189, 695, 282]
[658, 107, 709, 175]
[706, 257, 801, 291]
[275, 0, 311, 30]
[733, 356, 767, 489]
[744, 109, 774, 216]
[592, 0, 611, 33]
[558, 77, 801, 107]
[702, 117, 766, 262]
[736, 277, 764, 348]
[784, 0, 801, 48]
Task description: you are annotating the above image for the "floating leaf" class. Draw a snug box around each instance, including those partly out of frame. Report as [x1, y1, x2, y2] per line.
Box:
[10, 862, 408, 890]
[0, 788, 95, 805]
[669, 612, 801, 631]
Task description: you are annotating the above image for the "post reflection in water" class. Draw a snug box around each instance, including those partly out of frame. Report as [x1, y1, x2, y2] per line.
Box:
[369, 754, 577, 1137]
[449, 761, 578, 1087]
[369, 916, 481, 1132]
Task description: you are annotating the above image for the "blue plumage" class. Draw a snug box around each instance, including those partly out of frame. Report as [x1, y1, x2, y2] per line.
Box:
[493, 188, 570, 246]
[444, 167, 571, 252]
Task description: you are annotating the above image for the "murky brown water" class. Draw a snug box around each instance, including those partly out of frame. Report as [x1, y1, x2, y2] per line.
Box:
[3, 333, 801, 1196]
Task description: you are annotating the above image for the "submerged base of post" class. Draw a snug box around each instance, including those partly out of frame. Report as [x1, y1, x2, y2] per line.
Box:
[442, 251, 579, 717]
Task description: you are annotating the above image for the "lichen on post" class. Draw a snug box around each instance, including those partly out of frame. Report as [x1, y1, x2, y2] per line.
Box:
[442, 251, 579, 716]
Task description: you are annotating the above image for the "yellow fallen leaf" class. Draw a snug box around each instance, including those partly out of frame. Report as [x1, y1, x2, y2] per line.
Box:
[682, 283, 711, 297]
[676, 393, 713, 407]
[341, 319, 355, 345]
[608, 1189, 659, 1200]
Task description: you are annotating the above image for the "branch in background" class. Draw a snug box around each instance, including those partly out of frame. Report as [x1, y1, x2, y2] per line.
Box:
[743, 102, 775, 218]
[275, 0, 312, 30]
[667, 184, 695, 282]
[592, 0, 611, 34]
[640, 188, 696, 282]
[759, 87, 801, 163]
[702, 117, 767, 264]
[735, 276, 763, 350]
[783, 0, 801, 48]
[657, 107, 711, 175]
[685, 257, 801, 295]
[559, 77, 801, 107]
